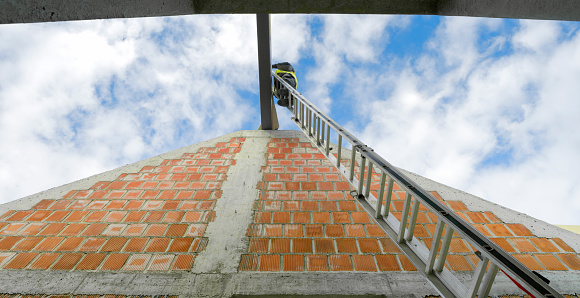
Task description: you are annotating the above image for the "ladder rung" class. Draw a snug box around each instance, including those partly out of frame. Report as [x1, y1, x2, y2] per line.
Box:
[426, 219, 446, 274]
[382, 178, 394, 217]
[405, 199, 420, 241]
[397, 192, 412, 243]
[467, 256, 490, 298]
[435, 226, 453, 272]
[375, 172, 386, 218]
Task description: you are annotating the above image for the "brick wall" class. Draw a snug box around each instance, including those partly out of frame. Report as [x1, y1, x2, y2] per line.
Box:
[0, 138, 244, 271]
[239, 137, 580, 273]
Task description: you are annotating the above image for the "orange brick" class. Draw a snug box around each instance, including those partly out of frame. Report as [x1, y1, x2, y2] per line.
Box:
[536, 254, 567, 270]
[80, 238, 106, 251]
[61, 224, 87, 236]
[249, 238, 269, 253]
[329, 255, 352, 271]
[148, 255, 174, 271]
[379, 238, 401, 253]
[13, 237, 42, 251]
[0, 223, 26, 235]
[4, 252, 38, 269]
[558, 254, 580, 270]
[173, 254, 195, 270]
[351, 212, 370, 223]
[101, 238, 128, 252]
[45, 211, 70, 222]
[122, 224, 147, 237]
[101, 253, 129, 270]
[65, 211, 89, 222]
[465, 212, 489, 223]
[307, 255, 329, 271]
[39, 223, 66, 235]
[283, 255, 304, 271]
[165, 224, 187, 237]
[143, 210, 166, 222]
[259, 255, 280, 271]
[163, 211, 185, 222]
[513, 254, 543, 270]
[510, 238, 538, 252]
[336, 239, 358, 253]
[376, 255, 400, 271]
[36, 237, 64, 251]
[332, 212, 351, 224]
[305, 224, 324, 237]
[284, 224, 303, 237]
[449, 239, 471, 253]
[28, 253, 59, 269]
[320, 201, 337, 211]
[338, 201, 356, 211]
[446, 255, 472, 271]
[263, 224, 283, 237]
[145, 238, 170, 252]
[312, 212, 331, 223]
[168, 238, 194, 252]
[0, 237, 22, 250]
[447, 201, 468, 211]
[293, 212, 310, 223]
[85, 211, 107, 222]
[507, 224, 533, 236]
[553, 238, 575, 252]
[75, 253, 106, 270]
[102, 224, 127, 236]
[487, 224, 514, 237]
[271, 238, 291, 253]
[32, 199, 55, 209]
[122, 238, 148, 252]
[484, 212, 503, 223]
[52, 253, 83, 270]
[358, 238, 381, 253]
[6, 211, 32, 221]
[314, 239, 334, 253]
[353, 255, 376, 271]
[123, 254, 151, 270]
[273, 212, 291, 223]
[398, 255, 417, 271]
[292, 238, 312, 253]
[123, 211, 146, 222]
[345, 224, 366, 237]
[490, 238, 515, 252]
[56, 237, 84, 251]
[531, 238, 560, 253]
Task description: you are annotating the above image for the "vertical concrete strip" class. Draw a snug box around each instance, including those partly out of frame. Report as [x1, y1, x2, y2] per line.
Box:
[191, 135, 269, 273]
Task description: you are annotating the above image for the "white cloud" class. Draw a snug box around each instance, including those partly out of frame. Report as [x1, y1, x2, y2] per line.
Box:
[345, 17, 580, 224]
[303, 15, 408, 113]
[0, 15, 267, 203]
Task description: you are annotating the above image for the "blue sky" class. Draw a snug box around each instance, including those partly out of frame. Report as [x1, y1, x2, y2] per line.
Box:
[0, 15, 579, 224]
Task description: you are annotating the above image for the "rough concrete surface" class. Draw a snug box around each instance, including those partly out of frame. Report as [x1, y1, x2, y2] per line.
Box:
[1, 269, 580, 297]
[191, 135, 269, 273]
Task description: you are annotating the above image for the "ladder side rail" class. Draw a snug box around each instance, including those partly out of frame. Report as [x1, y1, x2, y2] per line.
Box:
[272, 73, 563, 298]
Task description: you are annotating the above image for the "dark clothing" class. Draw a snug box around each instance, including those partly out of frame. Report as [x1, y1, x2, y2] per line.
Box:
[272, 62, 297, 107]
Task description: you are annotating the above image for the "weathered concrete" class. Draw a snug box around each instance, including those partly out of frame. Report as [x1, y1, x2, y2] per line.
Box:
[1, 270, 580, 297]
[192, 135, 269, 273]
[2, 0, 580, 24]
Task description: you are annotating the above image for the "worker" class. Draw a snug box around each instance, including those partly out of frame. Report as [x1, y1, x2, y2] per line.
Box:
[272, 62, 297, 107]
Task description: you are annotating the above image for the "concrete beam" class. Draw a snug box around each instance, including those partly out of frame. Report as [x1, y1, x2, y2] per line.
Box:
[2, 0, 580, 24]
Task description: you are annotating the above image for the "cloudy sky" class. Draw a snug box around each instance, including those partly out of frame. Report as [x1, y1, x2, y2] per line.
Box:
[0, 15, 579, 225]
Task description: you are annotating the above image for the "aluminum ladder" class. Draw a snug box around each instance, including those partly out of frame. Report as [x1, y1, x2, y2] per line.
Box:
[272, 71, 563, 298]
